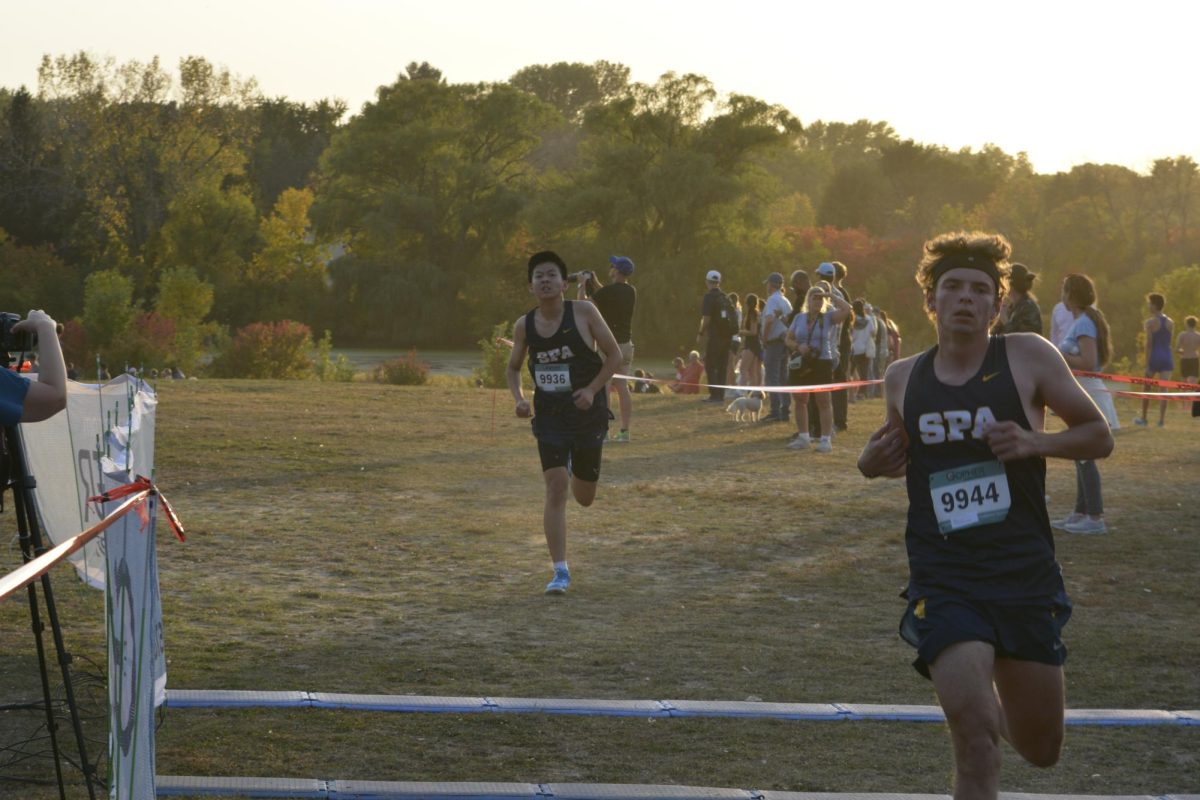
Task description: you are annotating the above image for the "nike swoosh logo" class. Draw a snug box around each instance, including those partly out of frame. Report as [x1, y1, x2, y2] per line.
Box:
[982, 372, 1000, 382]
[562, 328, 572, 334]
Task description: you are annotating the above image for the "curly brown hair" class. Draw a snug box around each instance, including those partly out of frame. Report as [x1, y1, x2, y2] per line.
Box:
[915, 230, 1013, 299]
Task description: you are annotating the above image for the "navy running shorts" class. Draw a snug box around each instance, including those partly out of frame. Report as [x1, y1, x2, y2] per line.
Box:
[898, 590, 1072, 680]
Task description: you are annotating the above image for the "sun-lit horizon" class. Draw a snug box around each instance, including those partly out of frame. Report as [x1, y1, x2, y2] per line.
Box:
[3, 0, 1197, 176]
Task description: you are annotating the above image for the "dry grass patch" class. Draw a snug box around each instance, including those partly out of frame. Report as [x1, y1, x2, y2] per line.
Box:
[1, 382, 1197, 797]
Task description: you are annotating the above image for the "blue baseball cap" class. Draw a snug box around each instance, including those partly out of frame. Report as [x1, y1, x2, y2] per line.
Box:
[610, 255, 635, 275]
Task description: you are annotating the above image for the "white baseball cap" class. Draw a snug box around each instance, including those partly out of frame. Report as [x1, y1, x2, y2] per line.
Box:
[706, 270, 721, 282]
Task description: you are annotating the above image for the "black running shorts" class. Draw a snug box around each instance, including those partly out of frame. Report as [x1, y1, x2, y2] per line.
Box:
[898, 590, 1072, 679]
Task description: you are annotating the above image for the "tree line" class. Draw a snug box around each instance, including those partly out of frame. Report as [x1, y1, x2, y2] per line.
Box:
[1, 53, 1198, 373]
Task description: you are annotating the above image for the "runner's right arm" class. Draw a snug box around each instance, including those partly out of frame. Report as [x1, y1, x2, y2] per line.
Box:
[507, 317, 531, 418]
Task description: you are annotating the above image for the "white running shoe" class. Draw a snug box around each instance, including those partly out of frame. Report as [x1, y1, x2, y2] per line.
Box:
[1051, 513, 1085, 530]
[1063, 517, 1107, 535]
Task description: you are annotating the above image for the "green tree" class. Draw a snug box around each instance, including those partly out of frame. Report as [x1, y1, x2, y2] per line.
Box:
[314, 74, 559, 345]
[155, 265, 214, 375]
[246, 97, 345, 211]
[155, 186, 258, 323]
[1155, 265, 1200, 326]
[510, 61, 630, 123]
[0, 230, 84, 318]
[82, 268, 138, 359]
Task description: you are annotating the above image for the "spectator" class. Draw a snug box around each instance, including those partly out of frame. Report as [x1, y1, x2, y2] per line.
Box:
[992, 263, 1044, 335]
[696, 270, 734, 404]
[670, 352, 704, 394]
[819, 262, 853, 432]
[849, 299, 878, 400]
[631, 369, 661, 394]
[759, 272, 793, 422]
[1054, 273, 1114, 534]
[785, 281, 850, 452]
[1177, 315, 1199, 383]
[1134, 292, 1174, 427]
[727, 291, 743, 391]
[1049, 299, 1074, 348]
[738, 293, 764, 388]
[580, 255, 637, 443]
[1, 311, 67, 424]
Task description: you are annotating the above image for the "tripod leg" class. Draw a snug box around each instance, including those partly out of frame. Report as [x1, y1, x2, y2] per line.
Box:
[23, 580, 68, 800]
[8, 426, 98, 800]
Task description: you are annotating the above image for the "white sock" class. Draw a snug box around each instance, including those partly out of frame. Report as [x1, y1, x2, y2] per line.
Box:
[554, 561, 569, 572]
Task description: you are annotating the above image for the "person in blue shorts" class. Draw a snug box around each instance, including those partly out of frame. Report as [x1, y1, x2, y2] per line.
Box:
[1134, 292, 1174, 427]
[507, 252, 622, 595]
[857, 232, 1113, 800]
[0, 310, 68, 426]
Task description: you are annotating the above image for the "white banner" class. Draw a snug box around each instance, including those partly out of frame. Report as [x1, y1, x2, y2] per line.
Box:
[19, 375, 164, 800]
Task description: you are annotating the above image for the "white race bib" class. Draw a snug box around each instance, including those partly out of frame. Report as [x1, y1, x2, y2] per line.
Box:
[929, 460, 1011, 535]
[533, 363, 572, 393]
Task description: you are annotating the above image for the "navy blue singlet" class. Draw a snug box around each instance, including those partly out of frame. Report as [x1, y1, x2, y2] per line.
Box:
[524, 301, 609, 435]
[902, 336, 1064, 600]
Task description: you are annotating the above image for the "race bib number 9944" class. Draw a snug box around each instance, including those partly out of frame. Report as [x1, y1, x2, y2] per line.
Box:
[929, 460, 1011, 535]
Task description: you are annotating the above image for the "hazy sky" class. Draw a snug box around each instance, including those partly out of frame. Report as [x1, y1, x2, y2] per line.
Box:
[4, 0, 1196, 175]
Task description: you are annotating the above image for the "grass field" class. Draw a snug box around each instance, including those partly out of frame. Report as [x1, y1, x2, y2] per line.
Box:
[1, 379, 1198, 798]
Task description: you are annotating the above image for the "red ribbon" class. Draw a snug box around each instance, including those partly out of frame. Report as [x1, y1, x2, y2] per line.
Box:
[1072, 370, 1200, 391]
[89, 476, 187, 542]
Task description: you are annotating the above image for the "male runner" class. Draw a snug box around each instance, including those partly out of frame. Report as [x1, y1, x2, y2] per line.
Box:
[507, 251, 622, 595]
[857, 231, 1113, 800]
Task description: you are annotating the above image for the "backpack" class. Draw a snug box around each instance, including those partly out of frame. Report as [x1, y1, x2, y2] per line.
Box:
[714, 293, 739, 339]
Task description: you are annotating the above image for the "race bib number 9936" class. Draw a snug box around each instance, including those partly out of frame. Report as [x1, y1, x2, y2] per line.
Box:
[534, 364, 572, 392]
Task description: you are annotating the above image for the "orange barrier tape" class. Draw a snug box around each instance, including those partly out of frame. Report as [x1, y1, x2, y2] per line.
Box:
[0, 489, 152, 603]
[1072, 370, 1200, 391]
[89, 476, 186, 542]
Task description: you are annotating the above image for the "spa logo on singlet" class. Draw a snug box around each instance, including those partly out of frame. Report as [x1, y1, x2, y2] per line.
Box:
[535, 346, 575, 364]
[918, 406, 997, 444]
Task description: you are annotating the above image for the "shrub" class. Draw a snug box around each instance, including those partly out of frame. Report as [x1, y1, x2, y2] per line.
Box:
[208, 320, 314, 379]
[474, 321, 513, 388]
[372, 350, 429, 386]
[108, 312, 176, 372]
[313, 330, 356, 382]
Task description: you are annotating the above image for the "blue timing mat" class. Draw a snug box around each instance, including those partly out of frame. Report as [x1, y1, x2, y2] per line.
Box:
[163, 690, 1200, 726]
[153, 779, 1200, 800]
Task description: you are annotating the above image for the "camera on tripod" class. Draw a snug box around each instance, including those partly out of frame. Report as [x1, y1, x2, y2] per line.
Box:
[0, 312, 35, 353]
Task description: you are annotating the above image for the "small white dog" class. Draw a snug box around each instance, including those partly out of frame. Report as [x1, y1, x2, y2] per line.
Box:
[726, 391, 765, 422]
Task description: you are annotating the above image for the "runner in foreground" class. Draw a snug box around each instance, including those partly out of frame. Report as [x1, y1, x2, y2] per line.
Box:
[857, 231, 1113, 800]
[507, 251, 622, 595]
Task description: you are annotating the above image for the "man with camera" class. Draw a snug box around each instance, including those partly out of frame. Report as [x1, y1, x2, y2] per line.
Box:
[576, 256, 637, 442]
[1, 310, 67, 426]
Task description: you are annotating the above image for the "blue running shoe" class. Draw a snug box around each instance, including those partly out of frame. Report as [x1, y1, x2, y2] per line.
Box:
[544, 568, 571, 595]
